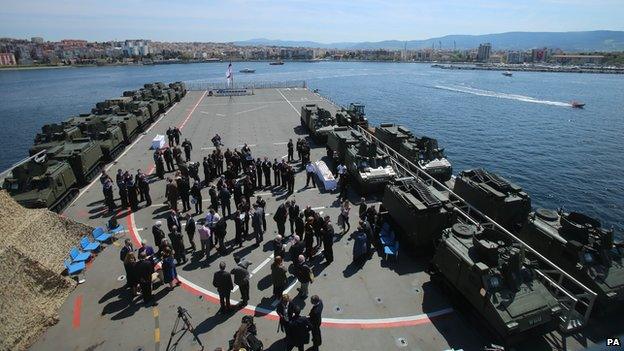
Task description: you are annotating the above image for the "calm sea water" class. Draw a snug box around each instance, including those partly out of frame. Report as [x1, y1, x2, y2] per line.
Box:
[0, 62, 622, 233]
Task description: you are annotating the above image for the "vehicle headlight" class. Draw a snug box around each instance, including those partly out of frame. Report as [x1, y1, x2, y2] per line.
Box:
[506, 321, 519, 330]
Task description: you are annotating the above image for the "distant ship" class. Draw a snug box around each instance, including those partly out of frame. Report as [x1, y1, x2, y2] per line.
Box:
[239, 68, 255, 73]
[502, 71, 513, 77]
[571, 101, 586, 108]
[269, 61, 284, 65]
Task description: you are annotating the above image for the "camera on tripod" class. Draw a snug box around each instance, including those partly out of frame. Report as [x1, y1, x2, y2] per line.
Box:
[167, 306, 203, 351]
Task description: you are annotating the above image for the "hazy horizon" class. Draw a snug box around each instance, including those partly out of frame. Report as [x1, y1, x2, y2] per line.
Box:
[1, 0, 623, 42]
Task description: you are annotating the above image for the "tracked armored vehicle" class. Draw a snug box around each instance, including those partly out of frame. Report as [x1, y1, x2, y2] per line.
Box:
[44, 139, 103, 185]
[345, 140, 396, 193]
[2, 153, 78, 212]
[72, 115, 126, 161]
[519, 209, 624, 308]
[335, 103, 368, 128]
[326, 127, 363, 162]
[453, 169, 531, 231]
[432, 222, 561, 342]
[30, 124, 84, 155]
[300, 104, 336, 142]
[383, 177, 453, 247]
[104, 113, 141, 143]
[374, 123, 452, 182]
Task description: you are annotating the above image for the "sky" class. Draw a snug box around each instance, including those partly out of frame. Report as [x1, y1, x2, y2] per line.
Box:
[1, 0, 623, 43]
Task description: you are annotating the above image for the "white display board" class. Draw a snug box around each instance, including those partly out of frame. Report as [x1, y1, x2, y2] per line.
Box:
[314, 160, 337, 190]
[152, 134, 166, 149]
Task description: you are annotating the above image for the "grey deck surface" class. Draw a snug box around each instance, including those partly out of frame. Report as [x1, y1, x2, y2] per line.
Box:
[30, 88, 616, 351]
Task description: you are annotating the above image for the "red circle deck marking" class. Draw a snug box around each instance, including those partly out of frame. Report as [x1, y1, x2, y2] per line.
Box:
[126, 213, 453, 329]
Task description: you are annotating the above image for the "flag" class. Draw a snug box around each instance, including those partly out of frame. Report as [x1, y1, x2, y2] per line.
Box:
[226, 62, 233, 84]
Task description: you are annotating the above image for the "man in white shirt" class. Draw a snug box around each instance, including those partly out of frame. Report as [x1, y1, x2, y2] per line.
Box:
[204, 209, 221, 246]
[305, 161, 316, 188]
[337, 163, 347, 178]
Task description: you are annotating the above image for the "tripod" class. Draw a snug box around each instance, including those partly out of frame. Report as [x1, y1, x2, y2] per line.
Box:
[166, 306, 204, 351]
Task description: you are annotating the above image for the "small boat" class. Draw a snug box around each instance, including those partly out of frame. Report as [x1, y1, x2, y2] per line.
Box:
[571, 101, 585, 108]
[502, 71, 513, 77]
[239, 68, 255, 73]
[269, 61, 284, 65]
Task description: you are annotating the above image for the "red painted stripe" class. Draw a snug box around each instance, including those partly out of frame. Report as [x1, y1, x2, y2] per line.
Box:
[125, 184, 452, 329]
[72, 295, 83, 329]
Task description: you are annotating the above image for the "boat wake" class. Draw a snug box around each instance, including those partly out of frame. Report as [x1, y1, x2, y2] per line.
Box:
[434, 85, 571, 107]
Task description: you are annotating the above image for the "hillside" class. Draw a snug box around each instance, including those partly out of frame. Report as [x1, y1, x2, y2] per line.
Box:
[233, 30, 624, 52]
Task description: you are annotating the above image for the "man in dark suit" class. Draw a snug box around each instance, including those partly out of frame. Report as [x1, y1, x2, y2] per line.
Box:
[273, 201, 289, 236]
[166, 209, 181, 233]
[185, 214, 196, 251]
[231, 256, 252, 306]
[322, 216, 335, 264]
[212, 261, 233, 312]
[288, 199, 300, 236]
[309, 295, 324, 350]
[286, 305, 311, 351]
[152, 221, 165, 251]
[252, 203, 264, 245]
[165, 178, 178, 211]
[136, 252, 156, 306]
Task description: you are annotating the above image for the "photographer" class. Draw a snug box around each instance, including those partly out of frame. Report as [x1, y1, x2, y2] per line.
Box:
[230, 315, 263, 351]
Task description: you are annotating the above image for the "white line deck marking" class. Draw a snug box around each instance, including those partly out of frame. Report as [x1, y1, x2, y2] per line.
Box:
[233, 253, 274, 292]
[311, 206, 326, 211]
[201, 99, 323, 106]
[235, 105, 268, 115]
[273, 142, 288, 145]
[277, 89, 300, 115]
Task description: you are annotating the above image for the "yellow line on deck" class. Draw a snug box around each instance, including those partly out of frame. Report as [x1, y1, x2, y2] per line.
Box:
[153, 307, 159, 318]
[154, 328, 160, 343]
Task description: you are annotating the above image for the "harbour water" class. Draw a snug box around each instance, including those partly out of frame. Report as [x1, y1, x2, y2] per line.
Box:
[0, 61, 622, 233]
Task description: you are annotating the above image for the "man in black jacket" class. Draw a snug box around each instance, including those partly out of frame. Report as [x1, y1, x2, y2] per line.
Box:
[152, 221, 165, 251]
[136, 252, 157, 306]
[166, 209, 181, 233]
[273, 201, 289, 236]
[309, 295, 324, 350]
[231, 256, 252, 306]
[181, 138, 192, 162]
[190, 181, 202, 214]
[213, 261, 233, 312]
[262, 157, 272, 186]
[219, 186, 232, 217]
[285, 305, 311, 351]
[288, 199, 300, 236]
[322, 216, 335, 264]
[185, 214, 196, 251]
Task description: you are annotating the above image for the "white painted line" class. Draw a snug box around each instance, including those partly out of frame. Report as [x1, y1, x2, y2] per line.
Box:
[277, 89, 300, 115]
[201, 146, 216, 150]
[200, 100, 323, 107]
[179, 91, 207, 129]
[273, 142, 288, 145]
[216, 113, 226, 117]
[251, 254, 274, 275]
[281, 154, 288, 159]
[200, 111, 210, 115]
[237, 144, 257, 148]
[311, 206, 326, 211]
[235, 105, 268, 115]
[283, 280, 299, 294]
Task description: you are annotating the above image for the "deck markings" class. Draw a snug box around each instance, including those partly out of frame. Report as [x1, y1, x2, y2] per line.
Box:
[233, 253, 274, 293]
[72, 294, 83, 329]
[201, 99, 323, 106]
[273, 141, 288, 145]
[277, 89, 300, 115]
[153, 307, 160, 351]
[235, 105, 268, 115]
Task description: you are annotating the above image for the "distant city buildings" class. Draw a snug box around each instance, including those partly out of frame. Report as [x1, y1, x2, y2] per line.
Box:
[0, 52, 16, 66]
[0, 36, 616, 67]
[123, 40, 150, 57]
[477, 43, 492, 62]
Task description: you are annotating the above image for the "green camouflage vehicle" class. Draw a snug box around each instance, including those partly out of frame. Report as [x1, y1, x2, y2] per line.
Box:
[453, 169, 531, 231]
[432, 222, 561, 342]
[300, 104, 337, 142]
[67, 115, 126, 161]
[2, 154, 78, 212]
[382, 177, 453, 247]
[326, 127, 363, 162]
[104, 113, 141, 143]
[335, 103, 368, 128]
[519, 209, 624, 309]
[169, 81, 187, 98]
[44, 139, 103, 185]
[344, 140, 396, 194]
[375, 123, 452, 182]
[30, 124, 84, 155]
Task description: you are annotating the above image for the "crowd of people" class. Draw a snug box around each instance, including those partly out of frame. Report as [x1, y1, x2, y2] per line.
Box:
[113, 131, 391, 350]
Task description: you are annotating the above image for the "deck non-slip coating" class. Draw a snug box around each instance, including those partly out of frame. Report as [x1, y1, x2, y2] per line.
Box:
[31, 88, 615, 351]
